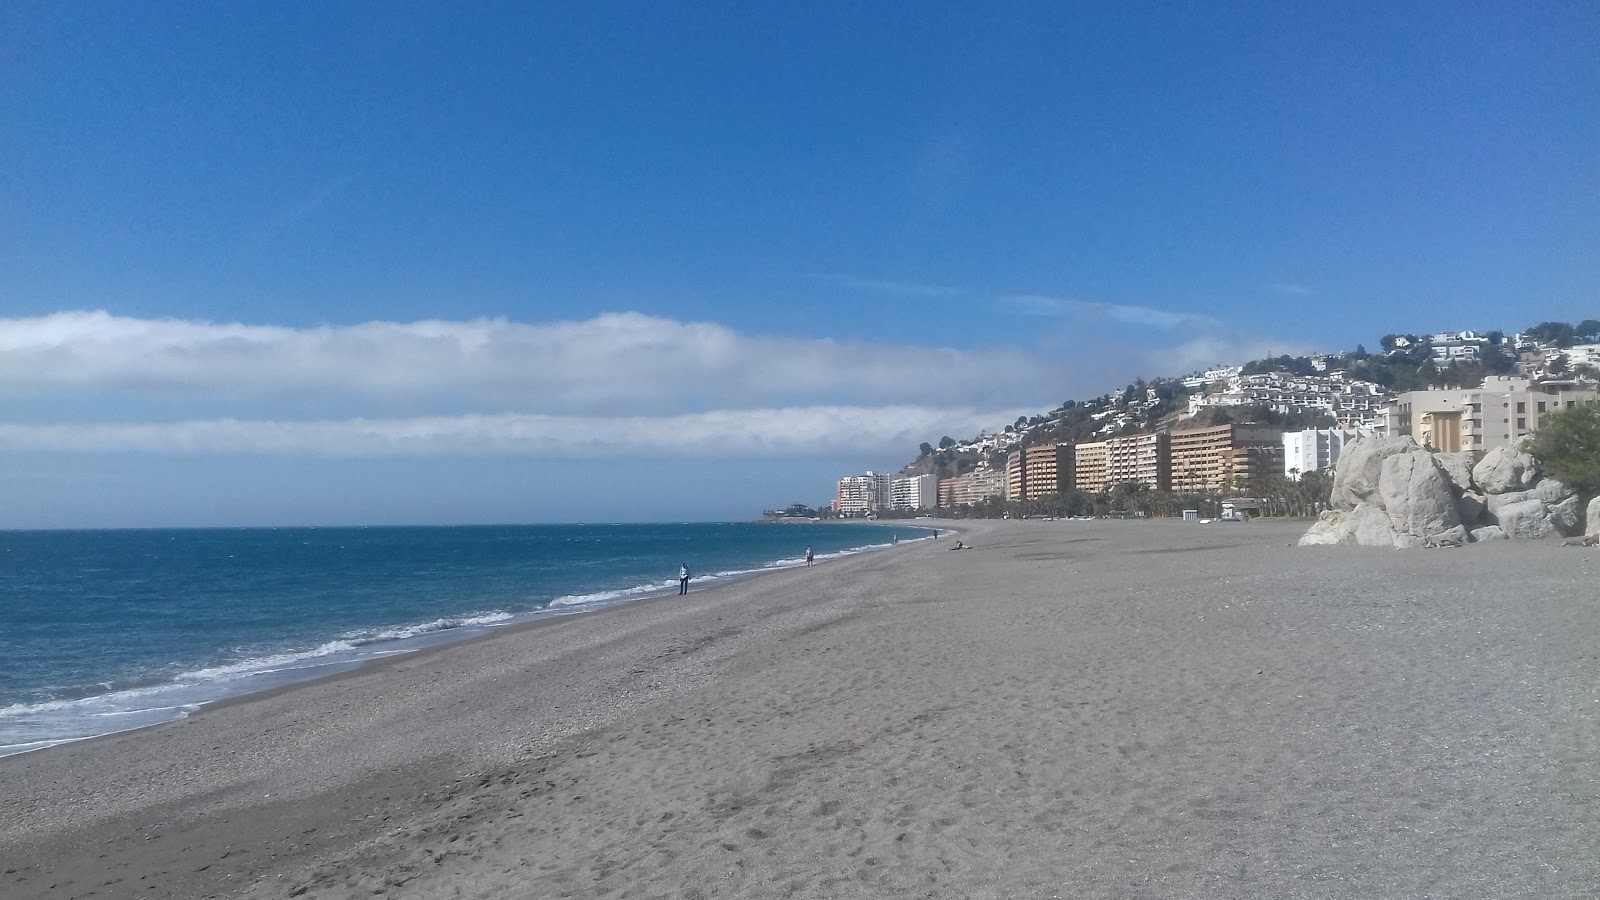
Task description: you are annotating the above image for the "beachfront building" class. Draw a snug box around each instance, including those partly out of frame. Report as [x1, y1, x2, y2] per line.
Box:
[888, 473, 939, 512]
[1106, 432, 1171, 491]
[1074, 441, 1109, 493]
[1282, 428, 1365, 478]
[1169, 423, 1285, 493]
[1007, 443, 1075, 501]
[1381, 375, 1600, 453]
[834, 471, 893, 516]
[938, 466, 1006, 508]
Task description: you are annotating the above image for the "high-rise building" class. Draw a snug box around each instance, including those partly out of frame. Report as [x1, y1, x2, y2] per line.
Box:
[834, 471, 893, 516]
[1106, 432, 1171, 491]
[1007, 444, 1076, 501]
[1282, 428, 1365, 479]
[888, 473, 939, 511]
[1169, 423, 1284, 492]
[1074, 441, 1109, 493]
[938, 466, 1006, 507]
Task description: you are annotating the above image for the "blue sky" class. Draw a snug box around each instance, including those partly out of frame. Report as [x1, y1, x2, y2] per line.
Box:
[2, 2, 1596, 527]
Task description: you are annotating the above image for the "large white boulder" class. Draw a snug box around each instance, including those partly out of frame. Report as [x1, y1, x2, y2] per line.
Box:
[1378, 450, 1464, 547]
[1472, 447, 1539, 495]
[1546, 494, 1582, 536]
[1330, 435, 1422, 511]
[1588, 496, 1600, 538]
[1299, 504, 1398, 547]
[1434, 452, 1477, 493]
[1486, 490, 1558, 540]
[1470, 525, 1509, 542]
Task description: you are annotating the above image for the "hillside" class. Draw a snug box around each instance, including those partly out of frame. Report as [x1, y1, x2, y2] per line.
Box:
[904, 320, 1599, 480]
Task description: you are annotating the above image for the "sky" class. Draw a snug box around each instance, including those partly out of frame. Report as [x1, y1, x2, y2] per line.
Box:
[2, 1, 1596, 528]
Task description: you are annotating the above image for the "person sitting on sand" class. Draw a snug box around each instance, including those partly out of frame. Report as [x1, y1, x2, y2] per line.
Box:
[949, 540, 966, 550]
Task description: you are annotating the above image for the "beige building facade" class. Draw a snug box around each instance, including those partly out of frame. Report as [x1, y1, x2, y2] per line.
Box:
[1106, 432, 1171, 491]
[1074, 441, 1109, 493]
[1170, 423, 1285, 492]
[1382, 376, 1600, 453]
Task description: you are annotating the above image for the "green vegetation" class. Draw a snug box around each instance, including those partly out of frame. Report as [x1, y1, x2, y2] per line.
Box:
[1524, 402, 1600, 496]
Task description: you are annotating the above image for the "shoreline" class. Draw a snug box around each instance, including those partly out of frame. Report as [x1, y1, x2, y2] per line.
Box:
[1, 522, 943, 759]
[6, 518, 1593, 899]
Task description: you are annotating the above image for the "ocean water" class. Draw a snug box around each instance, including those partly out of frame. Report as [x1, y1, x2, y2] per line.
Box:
[0, 521, 927, 756]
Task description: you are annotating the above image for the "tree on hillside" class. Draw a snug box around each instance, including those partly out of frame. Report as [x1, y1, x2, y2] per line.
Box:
[1524, 402, 1600, 497]
[1526, 321, 1577, 347]
[939, 436, 956, 450]
[1578, 320, 1600, 343]
[918, 441, 934, 458]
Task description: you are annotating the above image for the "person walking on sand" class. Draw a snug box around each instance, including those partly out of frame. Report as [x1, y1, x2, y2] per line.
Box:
[678, 562, 691, 595]
[805, 546, 814, 567]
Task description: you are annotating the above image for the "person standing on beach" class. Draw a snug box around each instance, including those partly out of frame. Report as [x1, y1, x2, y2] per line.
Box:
[678, 562, 691, 595]
[805, 546, 814, 567]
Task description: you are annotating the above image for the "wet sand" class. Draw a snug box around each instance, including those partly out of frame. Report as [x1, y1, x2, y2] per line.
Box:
[2, 519, 1597, 899]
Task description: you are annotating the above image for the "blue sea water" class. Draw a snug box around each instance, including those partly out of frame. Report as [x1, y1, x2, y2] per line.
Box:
[0, 521, 926, 756]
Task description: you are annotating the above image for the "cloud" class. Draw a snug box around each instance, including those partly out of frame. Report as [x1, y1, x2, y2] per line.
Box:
[0, 310, 1061, 417]
[1003, 294, 1219, 330]
[1265, 282, 1311, 296]
[0, 406, 1035, 459]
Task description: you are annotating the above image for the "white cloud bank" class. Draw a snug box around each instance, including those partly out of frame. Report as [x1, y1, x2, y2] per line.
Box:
[0, 310, 1059, 415]
[0, 406, 1033, 459]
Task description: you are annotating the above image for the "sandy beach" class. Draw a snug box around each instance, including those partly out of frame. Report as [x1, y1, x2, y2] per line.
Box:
[3, 519, 1597, 899]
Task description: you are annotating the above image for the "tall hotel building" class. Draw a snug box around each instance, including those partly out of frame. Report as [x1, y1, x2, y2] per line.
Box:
[1007, 444, 1076, 501]
[1106, 432, 1171, 491]
[1073, 441, 1109, 493]
[1169, 423, 1285, 493]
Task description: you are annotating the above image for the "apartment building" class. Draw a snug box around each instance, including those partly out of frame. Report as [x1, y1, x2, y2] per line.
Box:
[834, 472, 893, 516]
[1106, 432, 1171, 491]
[1074, 441, 1109, 493]
[938, 466, 1007, 507]
[1282, 428, 1365, 478]
[1169, 424, 1284, 492]
[1006, 444, 1076, 501]
[888, 473, 939, 511]
[1381, 375, 1600, 453]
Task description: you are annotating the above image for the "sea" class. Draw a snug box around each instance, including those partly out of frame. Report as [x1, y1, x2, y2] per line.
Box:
[0, 521, 928, 757]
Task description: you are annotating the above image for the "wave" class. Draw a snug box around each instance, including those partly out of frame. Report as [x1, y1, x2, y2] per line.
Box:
[0, 525, 928, 756]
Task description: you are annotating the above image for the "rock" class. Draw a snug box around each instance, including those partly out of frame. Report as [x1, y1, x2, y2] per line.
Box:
[1533, 477, 1575, 504]
[1458, 491, 1488, 526]
[1472, 447, 1539, 494]
[1588, 497, 1600, 537]
[1434, 452, 1476, 493]
[1486, 490, 1558, 540]
[1298, 504, 1398, 547]
[1546, 493, 1582, 536]
[1470, 525, 1509, 541]
[1378, 450, 1463, 547]
[1330, 435, 1422, 511]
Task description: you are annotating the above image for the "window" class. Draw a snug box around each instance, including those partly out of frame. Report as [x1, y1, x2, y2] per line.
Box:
[1538, 401, 1546, 413]
[1517, 417, 1526, 430]
[1516, 401, 1525, 413]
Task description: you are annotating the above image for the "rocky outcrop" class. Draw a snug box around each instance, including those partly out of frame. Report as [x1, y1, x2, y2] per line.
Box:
[1300, 505, 1400, 547]
[1378, 450, 1465, 548]
[1435, 452, 1476, 494]
[1299, 436, 1586, 548]
[1330, 435, 1422, 511]
[1588, 496, 1600, 537]
[1472, 447, 1538, 494]
[1487, 491, 1559, 540]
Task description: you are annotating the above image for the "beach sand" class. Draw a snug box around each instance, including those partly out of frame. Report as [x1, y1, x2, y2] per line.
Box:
[3, 520, 1597, 899]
